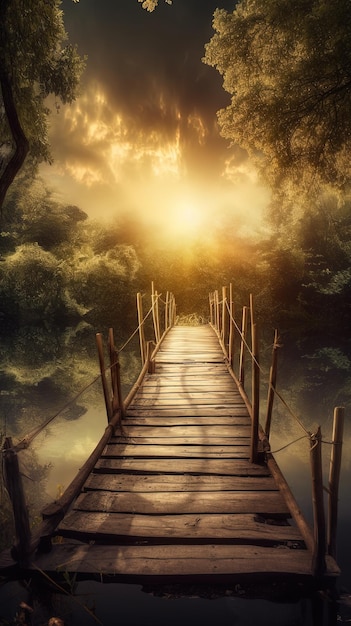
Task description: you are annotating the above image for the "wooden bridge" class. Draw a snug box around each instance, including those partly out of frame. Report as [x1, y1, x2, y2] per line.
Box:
[0, 286, 343, 591]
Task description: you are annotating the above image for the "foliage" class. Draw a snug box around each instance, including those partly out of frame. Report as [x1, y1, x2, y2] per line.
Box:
[204, 0, 351, 194]
[0, 0, 85, 209]
[0, 243, 67, 319]
[138, 0, 172, 11]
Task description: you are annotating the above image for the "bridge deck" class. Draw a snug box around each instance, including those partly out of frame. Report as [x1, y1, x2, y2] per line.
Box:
[22, 326, 339, 582]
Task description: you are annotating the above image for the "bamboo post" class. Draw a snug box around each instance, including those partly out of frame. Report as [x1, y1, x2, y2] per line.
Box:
[249, 293, 254, 331]
[213, 290, 218, 332]
[228, 283, 234, 368]
[151, 282, 158, 343]
[96, 333, 113, 421]
[108, 328, 119, 415]
[155, 290, 161, 342]
[137, 292, 146, 365]
[221, 286, 227, 350]
[250, 323, 260, 464]
[147, 340, 155, 374]
[108, 328, 124, 420]
[209, 292, 214, 325]
[239, 306, 248, 386]
[171, 293, 176, 326]
[3, 437, 31, 564]
[165, 291, 169, 331]
[327, 406, 344, 559]
[264, 329, 279, 440]
[310, 426, 326, 576]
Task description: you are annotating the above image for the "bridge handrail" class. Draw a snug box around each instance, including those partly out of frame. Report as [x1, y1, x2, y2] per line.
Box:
[209, 283, 344, 576]
[1, 284, 176, 562]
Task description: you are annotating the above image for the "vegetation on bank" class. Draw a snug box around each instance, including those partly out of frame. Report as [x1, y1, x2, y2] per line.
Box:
[1, 172, 351, 336]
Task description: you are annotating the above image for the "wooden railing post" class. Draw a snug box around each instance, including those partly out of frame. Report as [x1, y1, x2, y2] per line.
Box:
[250, 323, 260, 463]
[108, 328, 124, 420]
[209, 292, 214, 325]
[165, 291, 169, 331]
[310, 426, 326, 576]
[96, 332, 113, 421]
[3, 437, 31, 564]
[239, 306, 248, 386]
[137, 292, 146, 366]
[228, 283, 234, 368]
[221, 286, 227, 351]
[214, 290, 219, 333]
[171, 292, 176, 325]
[328, 407, 344, 559]
[147, 340, 156, 374]
[264, 329, 279, 440]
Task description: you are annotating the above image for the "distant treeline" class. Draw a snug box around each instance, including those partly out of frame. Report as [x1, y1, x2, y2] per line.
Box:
[1, 176, 351, 336]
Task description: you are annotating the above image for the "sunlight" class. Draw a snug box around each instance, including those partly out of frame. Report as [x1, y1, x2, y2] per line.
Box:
[168, 201, 205, 240]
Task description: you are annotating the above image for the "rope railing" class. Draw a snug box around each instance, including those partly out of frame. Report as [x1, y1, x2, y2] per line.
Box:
[210, 284, 345, 576]
[1, 283, 176, 563]
[6, 287, 173, 454]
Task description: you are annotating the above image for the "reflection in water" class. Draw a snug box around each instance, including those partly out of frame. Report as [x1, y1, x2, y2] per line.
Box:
[0, 323, 350, 625]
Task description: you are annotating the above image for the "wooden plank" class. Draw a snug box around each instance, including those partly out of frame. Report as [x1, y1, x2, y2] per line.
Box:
[113, 425, 252, 438]
[130, 398, 245, 407]
[84, 473, 279, 492]
[127, 405, 248, 418]
[134, 391, 241, 399]
[73, 490, 291, 515]
[142, 375, 234, 381]
[58, 512, 301, 543]
[34, 543, 324, 578]
[94, 458, 270, 476]
[123, 415, 250, 425]
[152, 362, 228, 368]
[112, 437, 251, 446]
[102, 444, 251, 459]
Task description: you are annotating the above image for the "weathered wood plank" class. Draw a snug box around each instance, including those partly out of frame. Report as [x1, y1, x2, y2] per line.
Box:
[134, 391, 241, 400]
[141, 379, 235, 388]
[126, 405, 248, 418]
[113, 425, 252, 438]
[153, 363, 228, 369]
[73, 490, 291, 515]
[112, 436, 251, 446]
[131, 398, 245, 407]
[102, 443, 250, 459]
[58, 512, 301, 543]
[123, 415, 250, 425]
[35, 543, 327, 578]
[94, 458, 270, 475]
[84, 473, 278, 492]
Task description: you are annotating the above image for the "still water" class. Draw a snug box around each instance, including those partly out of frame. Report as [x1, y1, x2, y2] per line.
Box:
[0, 321, 350, 625]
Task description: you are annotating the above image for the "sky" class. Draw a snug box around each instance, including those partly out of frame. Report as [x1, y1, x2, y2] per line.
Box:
[40, 0, 271, 242]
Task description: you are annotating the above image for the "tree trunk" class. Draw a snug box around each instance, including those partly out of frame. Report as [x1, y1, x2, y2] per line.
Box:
[0, 73, 29, 211]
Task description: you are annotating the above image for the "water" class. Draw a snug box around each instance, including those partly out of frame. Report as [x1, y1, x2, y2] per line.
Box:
[0, 321, 350, 625]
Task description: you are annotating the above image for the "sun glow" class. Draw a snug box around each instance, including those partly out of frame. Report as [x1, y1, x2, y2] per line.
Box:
[161, 198, 208, 243]
[174, 203, 203, 233]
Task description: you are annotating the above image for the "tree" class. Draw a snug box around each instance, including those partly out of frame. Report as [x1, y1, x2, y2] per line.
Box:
[204, 0, 351, 193]
[0, 0, 85, 211]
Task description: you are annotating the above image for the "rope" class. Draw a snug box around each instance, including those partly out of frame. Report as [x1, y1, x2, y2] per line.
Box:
[10, 293, 171, 452]
[12, 372, 103, 452]
[117, 295, 161, 353]
[269, 435, 310, 454]
[224, 298, 311, 437]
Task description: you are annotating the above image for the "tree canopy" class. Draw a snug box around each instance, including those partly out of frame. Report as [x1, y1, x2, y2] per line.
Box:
[0, 0, 85, 210]
[204, 0, 351, 194]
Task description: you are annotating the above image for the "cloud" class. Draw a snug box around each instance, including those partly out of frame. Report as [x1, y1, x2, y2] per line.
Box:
[45, 79, 228, 191]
